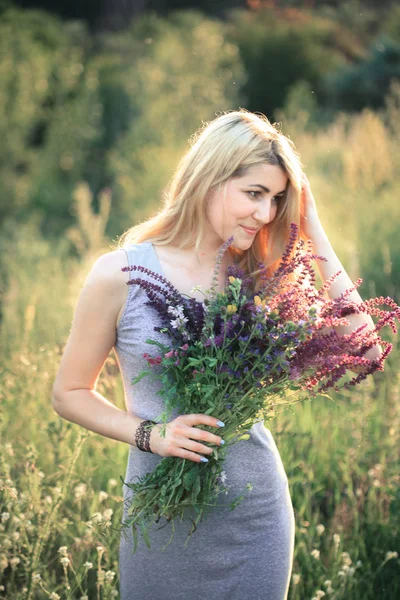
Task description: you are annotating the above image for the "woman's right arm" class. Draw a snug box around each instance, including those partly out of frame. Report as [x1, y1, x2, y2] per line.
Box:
[52, 251, 225, 462]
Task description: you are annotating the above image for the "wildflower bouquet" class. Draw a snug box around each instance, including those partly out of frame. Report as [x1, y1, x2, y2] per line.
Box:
[118, 222, 399, 553]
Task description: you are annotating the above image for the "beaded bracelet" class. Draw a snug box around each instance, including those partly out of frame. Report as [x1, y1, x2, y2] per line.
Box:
[135, 419, 158, 453]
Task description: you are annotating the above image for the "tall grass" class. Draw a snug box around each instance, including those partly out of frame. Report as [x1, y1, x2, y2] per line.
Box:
[1, 96, 399, 597]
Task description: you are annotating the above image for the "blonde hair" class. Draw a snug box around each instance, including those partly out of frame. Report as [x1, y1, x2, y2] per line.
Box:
[117, 108, 306, 294]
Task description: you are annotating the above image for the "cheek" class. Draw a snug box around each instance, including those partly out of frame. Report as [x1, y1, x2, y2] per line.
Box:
[230, 198, 253, 219]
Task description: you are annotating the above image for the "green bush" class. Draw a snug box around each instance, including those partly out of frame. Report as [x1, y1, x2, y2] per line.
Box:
[323, 35, 400, 112]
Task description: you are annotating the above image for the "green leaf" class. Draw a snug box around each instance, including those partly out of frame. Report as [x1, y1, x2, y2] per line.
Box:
[183, 468, 198, 491]
[174, 486, 185, 503]
[131, 370, 151, 384]
[191, 476, 201, 504]
[131, 524, 138, 555]
[139, 519, 151, 549]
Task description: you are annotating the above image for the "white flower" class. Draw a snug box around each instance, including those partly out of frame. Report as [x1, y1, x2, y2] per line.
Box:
[50, 593, 61, 600]
[316, 523, 325, 536]
[98, 491, 108, 502]
[292, 573, 301, 585]
[311, 549, 320, 560]
[9, 557, 20, 569]
[74, 483, 87, 499]
[315, 591, 325, 599]
[341, 551, 352, 566]
[84, 562, 93, 569]
[105, 570, 115, 583]
[58, 546, 68, 556]
[333, 533, 341, 548]
[90, 512, 103, 523]
[216, 471, 227, 487]
[108, 478, 117, 488]
[1, 513, 10, 522]
[385, 551, 398, 561]
[60, 556, 70, 567]
[102, 508, 113, 521]
[326, 586, 334, 595]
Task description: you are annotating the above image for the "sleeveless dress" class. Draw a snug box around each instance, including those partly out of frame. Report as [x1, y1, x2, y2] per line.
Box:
[114, 242, 295, 600]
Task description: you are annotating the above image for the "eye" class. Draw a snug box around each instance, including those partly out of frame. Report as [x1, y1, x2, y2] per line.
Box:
[247, 190, 285, 203]
[247, 190, 262, 199]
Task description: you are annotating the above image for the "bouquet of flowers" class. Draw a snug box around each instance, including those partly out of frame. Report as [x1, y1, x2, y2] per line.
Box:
[117, 222, 399, 554]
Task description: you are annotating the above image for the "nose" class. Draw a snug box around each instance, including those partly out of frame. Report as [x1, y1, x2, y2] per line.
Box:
[252, 198, 276, 224]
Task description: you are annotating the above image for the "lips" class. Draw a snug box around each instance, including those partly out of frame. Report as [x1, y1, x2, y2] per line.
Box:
[240, 225, 259, 234]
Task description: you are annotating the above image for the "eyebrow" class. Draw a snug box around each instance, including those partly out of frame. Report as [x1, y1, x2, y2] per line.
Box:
[248, 184, 287, 195]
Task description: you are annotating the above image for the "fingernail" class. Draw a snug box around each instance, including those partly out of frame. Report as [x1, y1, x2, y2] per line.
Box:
[220, 440, 225, 445]
[200, 457, 209, 463]
[216, 421, 225, 427]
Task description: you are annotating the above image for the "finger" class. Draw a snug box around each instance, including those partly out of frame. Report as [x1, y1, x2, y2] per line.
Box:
[180, 437, 214, 456]
[177, 424, 223, 447]
[172, 446, 210, 463]
[182, 414, 225, 429]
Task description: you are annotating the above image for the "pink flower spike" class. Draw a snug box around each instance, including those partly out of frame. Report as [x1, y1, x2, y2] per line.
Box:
[180, 343, 189, 351]
[165, 350, 175, 359]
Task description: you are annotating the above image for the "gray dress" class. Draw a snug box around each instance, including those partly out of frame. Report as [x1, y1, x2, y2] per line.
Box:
[114, 242, 295, 600]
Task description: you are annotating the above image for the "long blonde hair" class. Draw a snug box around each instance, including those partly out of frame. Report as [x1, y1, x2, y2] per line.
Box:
[117, 108, 306, 294]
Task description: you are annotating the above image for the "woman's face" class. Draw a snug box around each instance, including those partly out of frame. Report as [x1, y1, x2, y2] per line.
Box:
[205, 162, 289, 252]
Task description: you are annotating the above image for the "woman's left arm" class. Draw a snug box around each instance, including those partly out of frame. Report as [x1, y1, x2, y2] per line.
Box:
[301, 173, 383, 367]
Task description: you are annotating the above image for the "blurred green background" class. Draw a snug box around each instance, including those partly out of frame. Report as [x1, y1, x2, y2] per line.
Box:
[0, 1, 399, 598]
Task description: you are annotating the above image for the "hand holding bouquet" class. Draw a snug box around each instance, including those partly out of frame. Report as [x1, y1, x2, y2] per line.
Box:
[117, 222, 399, 554]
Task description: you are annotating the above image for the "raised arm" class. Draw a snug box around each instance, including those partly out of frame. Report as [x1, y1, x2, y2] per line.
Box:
[300, 173, 383, 371]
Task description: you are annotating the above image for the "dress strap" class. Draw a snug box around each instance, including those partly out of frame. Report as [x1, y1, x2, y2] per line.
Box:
[120, 243, 153, 283]
[120, 246, 133, 283]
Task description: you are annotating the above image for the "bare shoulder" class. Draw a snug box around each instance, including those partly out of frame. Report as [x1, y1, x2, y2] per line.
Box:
[85, 249, 131, 326]
[86, 248, 130, 284]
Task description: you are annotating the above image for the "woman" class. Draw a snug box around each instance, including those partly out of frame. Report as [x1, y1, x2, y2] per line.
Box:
[52, 109, 381, 600]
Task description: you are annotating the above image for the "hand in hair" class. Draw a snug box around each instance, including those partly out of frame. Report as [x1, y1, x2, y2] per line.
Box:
[300, 172, 322, 239]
